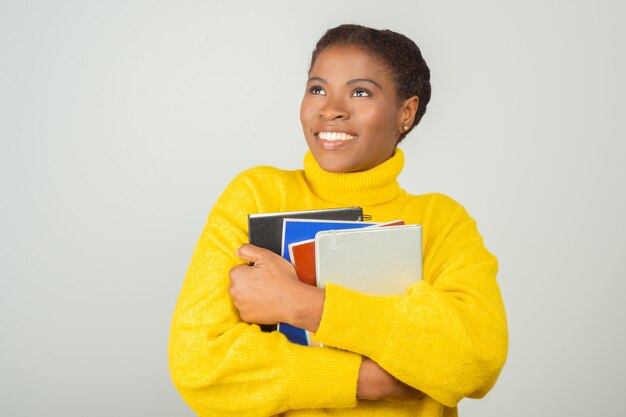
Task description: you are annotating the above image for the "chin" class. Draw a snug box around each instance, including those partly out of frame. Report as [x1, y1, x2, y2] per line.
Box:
[320, 163, 352, 173]
[308, 148, 352, 173]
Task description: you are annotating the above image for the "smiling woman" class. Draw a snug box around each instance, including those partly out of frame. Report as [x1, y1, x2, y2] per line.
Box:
[301, 45, 416, 172]
[169, 24, 507, 417]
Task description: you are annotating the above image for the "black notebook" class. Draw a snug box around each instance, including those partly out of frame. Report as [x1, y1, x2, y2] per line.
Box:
[248, 207, 364, 256]
[247, 207, 364, 332]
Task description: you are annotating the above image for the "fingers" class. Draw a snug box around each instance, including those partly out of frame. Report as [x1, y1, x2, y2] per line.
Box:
[228, 264, 250, 300]
[229, 263, 247, 281]
[235, 243, 275, 264]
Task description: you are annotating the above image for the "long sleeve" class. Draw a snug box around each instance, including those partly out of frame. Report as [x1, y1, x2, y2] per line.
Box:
[168, 169, 362, 417]
[313, 193, 508, 407]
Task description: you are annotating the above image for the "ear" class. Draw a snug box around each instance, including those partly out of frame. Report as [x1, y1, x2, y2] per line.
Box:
[397, 96, 419, 133]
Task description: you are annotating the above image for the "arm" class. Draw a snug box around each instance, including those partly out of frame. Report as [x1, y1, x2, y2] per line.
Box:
[357, 358, 424, 401]
[312, 194, 508, 407]
[229, 244, 423, 401]
[168, 170, 362, 417]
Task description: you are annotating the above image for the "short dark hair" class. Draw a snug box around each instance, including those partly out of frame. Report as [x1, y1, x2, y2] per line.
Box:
[309, 24, 431, 141]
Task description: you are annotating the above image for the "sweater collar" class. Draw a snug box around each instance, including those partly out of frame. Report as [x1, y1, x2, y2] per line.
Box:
[303, 149, 404, 206]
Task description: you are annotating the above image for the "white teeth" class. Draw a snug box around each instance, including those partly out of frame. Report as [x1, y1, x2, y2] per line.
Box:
[317, 131, 356, 141]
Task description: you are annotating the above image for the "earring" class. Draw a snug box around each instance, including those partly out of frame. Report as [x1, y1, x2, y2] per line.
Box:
[403, 125, 409, 132]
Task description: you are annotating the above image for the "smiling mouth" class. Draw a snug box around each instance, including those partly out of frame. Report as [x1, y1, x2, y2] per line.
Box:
[316, 131, 357, 141]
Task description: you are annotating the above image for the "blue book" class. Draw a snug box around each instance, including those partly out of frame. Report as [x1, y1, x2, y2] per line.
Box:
[281, 219, 379, 262]
[278, 218, 380, 346]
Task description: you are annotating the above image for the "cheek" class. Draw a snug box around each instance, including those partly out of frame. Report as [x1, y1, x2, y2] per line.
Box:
[359, 105, 397, 136]
[300, 97, 315, 125]
[300, 99, 316, 147]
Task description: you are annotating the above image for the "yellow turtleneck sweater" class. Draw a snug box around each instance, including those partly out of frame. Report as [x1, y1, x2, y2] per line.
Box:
[169, 149, 508, 417]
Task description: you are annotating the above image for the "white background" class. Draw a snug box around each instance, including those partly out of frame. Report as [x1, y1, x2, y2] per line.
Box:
[1, 1, 625, 416]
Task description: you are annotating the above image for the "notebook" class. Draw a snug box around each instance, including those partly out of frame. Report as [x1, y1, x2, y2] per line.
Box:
[278, 219, 404, 346]
[247, 207, 363, 332]
[315, 225, 423, 296]
[248, 207, 363, 256]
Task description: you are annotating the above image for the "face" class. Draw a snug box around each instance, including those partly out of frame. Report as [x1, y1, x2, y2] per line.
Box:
[300, 45, 416, 173]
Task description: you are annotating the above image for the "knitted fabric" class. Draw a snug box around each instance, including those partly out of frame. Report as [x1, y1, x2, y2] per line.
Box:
[169, 149, 508, 416]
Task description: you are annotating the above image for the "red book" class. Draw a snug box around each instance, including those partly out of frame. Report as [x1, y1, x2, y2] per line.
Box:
[290, 240, 316, 286]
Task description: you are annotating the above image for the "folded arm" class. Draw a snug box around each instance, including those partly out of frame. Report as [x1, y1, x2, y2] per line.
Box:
[230, 243, 423, 401]
[312, 195, 508, 407]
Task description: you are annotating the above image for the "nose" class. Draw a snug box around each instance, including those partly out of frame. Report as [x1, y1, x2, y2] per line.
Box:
[319, 96, 350, 120]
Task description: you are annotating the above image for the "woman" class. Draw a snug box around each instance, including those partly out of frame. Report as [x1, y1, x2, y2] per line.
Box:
[169, 24, 508, 416]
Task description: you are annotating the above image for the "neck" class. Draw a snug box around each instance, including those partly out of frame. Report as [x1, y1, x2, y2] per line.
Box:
[303, 149, 404, 206]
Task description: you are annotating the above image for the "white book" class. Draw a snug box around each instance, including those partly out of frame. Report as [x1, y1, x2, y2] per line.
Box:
[315, 225, 422, 296]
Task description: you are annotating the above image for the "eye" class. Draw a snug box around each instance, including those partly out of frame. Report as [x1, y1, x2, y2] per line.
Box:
[309, 85, 326, 95]
[352, 88, 372, 98]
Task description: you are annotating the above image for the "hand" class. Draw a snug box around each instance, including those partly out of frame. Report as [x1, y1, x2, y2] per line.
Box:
[229, 244, 324, 329]
[358, 358, 425, 401]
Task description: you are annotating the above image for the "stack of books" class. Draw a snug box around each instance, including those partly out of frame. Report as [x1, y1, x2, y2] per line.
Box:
[248, 207, 422, 346]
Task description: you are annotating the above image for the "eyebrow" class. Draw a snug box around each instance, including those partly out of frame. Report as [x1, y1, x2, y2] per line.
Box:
[307, 77, 383, 90]
[347, 78, 383, 90]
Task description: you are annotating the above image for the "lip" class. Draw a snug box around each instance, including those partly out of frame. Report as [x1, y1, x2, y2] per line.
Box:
[315, 136, 355, 150]
[313, 133, 357, 152]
